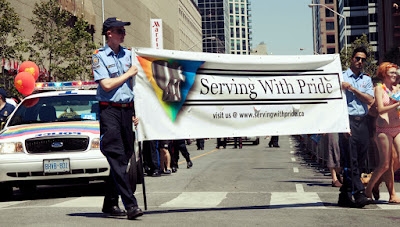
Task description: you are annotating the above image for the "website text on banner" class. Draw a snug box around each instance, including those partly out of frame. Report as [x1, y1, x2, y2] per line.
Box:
[133, 48, 349, 141]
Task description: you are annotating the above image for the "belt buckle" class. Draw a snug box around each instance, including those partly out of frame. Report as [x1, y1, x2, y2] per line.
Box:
[354, 116, 361, 121]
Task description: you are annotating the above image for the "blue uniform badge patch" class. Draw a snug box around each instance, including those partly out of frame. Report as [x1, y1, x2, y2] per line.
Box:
[92, 55, 100, 69]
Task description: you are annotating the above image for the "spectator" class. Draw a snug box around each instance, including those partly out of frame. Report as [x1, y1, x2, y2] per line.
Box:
[234, 137, 242, 149]
[216, 138, 226, 149]
[196, 138, 205, 150]
[326, 133, 342, 187]
[158, 140, 172, 174]
[171, 139, 193, 172]
[142, 140, 161, 177]
[268, 136, 279, 147]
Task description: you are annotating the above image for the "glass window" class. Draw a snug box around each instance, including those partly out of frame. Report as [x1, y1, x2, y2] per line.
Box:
[236, 28, 240, 38]
[325, 8, 334, 17]
[327, 35, 335, 43]
[325, 0, 334, 4]
[236, 16, 240, 26]
[230, 3, 233, 14]
[242, 40, 246, 50]
[241, 16, 246, 26]
[9, 95, 99, 126]
[326, 21, 335, 30]
[242, 28, 246, 38]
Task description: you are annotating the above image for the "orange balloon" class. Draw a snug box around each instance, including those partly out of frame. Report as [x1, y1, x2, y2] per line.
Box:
[15, 72, 35, 96]
[19, 61, 39, 81]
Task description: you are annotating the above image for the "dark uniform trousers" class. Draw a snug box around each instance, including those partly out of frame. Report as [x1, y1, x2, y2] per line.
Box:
[172, 140, 191, 168]
[339, 116, 369, 200]
[143, 140, 160, 172]
[99, 104, 138, 209]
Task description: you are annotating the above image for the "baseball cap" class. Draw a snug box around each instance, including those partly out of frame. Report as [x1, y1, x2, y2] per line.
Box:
[102, 17, 131, 35]
[0, 88, 7, 99]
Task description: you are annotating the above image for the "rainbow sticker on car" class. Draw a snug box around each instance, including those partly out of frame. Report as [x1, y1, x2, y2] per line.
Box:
[0, 122, 100, 140]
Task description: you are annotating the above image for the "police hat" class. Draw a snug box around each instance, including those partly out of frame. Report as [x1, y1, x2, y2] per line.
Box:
[0, 88, 7, 99]
[102, 17, 131, 35]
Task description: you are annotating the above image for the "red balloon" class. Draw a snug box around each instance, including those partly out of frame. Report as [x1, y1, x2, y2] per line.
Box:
[15, 72, 35, 96]
[22, 98, 39, 108]
[19, 61, 39, 81]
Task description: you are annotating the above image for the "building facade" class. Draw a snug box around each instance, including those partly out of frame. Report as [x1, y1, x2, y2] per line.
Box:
[228, 0, 252, 55]
[250, 42, 267, 55]
[377, 0, 400, 64]
[311, 0, 340, 55]
[8, 0, 202, 52]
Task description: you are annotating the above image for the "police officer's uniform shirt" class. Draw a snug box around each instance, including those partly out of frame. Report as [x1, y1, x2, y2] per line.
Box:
[343, 68, 374, 117]
[0, 103, 15, 123]
[92, 44, 134, 103]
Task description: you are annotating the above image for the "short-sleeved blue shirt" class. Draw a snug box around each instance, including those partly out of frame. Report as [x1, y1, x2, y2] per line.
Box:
[92, 44, 135, 103]
[342, 68, 374, 116]
[0, 102, 15, 123]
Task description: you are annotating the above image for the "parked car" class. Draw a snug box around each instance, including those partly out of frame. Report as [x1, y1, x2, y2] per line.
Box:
[0, 83, 109, 200]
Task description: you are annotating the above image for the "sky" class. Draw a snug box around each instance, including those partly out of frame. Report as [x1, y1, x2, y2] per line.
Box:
[251, 0, 314, 55]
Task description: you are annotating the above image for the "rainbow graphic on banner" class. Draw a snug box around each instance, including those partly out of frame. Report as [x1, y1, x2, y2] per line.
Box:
[0, 122, 100, 140]
[137, 56, 204, 122]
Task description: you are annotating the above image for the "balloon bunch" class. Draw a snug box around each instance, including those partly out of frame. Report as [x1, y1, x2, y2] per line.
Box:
[15, 61, 39, 96]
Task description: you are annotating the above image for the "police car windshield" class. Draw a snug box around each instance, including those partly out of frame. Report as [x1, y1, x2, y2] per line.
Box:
[8, 95, 99, 126]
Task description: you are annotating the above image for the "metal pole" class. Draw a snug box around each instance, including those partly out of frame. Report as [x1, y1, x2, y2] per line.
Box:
[344, 17, 347, 57]
[102, 0, 105, 46]
[138, 141, 147, 210]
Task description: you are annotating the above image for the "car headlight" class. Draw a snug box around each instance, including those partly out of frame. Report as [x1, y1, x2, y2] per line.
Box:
[0, 142, 24, 154]
[91, 138, 100, 150]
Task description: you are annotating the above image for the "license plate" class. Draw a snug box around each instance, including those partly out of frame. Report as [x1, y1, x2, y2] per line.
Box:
[43, 159, 70, 173]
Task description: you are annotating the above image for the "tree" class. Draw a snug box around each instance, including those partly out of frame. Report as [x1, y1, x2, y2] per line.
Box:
[0, 0, 30, 95]
[30, 0, 72, 81]
[62, 17, 98, 81]
[340, 34, 378, 77]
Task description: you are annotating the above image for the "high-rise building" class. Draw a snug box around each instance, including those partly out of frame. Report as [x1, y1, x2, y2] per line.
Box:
[228, 0, 252, 55]
[377, 0, 400, 64]
[337, 0, 379, 59]
[197, 0, 229, 53]
[310, 0, 340, 55]
[250, 42, 267, 55]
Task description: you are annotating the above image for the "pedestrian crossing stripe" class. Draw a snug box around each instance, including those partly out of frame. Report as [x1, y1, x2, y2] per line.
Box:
[3, 192, 400, 210]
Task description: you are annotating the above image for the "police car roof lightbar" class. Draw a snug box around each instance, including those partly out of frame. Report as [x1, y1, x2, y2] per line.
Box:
[34, 81, 98, 91]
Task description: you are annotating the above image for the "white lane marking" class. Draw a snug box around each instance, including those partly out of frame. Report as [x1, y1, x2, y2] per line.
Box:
[291, 157, 296, 162]
[376, 193, 400, 209]
[270, 192, 326, 209]
[160, 192, 227, 208]
[290, 151, 294, 154]
[50, 196, 103, 207]
[296, 184, 304, 193]
[293, 167, 299, 173]
[0, 201, 26, 208]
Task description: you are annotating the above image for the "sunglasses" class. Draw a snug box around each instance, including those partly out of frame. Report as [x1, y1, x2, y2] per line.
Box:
[386, 63, 399, 69]
[112, 28, 126, 35]
[355, 56, 367, 63]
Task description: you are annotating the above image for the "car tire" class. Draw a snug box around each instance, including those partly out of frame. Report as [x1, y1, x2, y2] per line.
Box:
[0, 184, 13, 201]
[253, 138, 260, 145]
[19, 184, 37, 195]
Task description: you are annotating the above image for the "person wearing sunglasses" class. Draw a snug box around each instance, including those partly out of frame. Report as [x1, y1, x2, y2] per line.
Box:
[364, 62, 400, 204]
[92, 17, 143, 220]
[338, 47, 375, 208]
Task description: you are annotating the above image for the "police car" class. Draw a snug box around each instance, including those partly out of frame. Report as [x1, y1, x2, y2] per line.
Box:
[0, 81, 109, 200]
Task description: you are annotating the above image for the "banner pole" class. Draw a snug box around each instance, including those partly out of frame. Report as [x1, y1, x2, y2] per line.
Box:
[138, 140, 147, 210]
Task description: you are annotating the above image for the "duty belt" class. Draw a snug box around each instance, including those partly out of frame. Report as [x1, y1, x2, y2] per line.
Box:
[99, 102, 133, 108]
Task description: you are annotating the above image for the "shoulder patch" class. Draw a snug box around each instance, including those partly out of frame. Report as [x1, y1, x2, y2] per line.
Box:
[92, 55, 100, 69]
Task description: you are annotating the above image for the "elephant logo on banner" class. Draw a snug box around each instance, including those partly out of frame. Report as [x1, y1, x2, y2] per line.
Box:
[151, 60, 185, 102]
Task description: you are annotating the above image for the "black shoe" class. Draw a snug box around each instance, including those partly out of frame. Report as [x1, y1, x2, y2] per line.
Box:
[187, 160, 193, 168]
[171, 166, 177, 173]
[338, 193, 355, 208]
[354, 196, 373, 208]
[273, 144, 280, 148]
[268, 142, 272, 147]
[127, 206, 143, 220]
[102, 205, 126, 216]
[152, 170, 161, 177]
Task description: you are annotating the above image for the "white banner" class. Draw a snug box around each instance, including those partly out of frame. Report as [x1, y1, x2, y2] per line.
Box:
[133, 48, 349, 141]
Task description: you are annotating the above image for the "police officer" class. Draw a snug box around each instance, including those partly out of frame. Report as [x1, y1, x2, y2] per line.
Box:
[0, 88, 15, 124]
[92, 17, 143, 220]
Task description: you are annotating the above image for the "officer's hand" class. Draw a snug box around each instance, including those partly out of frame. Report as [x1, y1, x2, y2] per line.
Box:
[127, 65, 138, 77]
[342, 82, 353, 91]
[132, 116, 139, 128]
